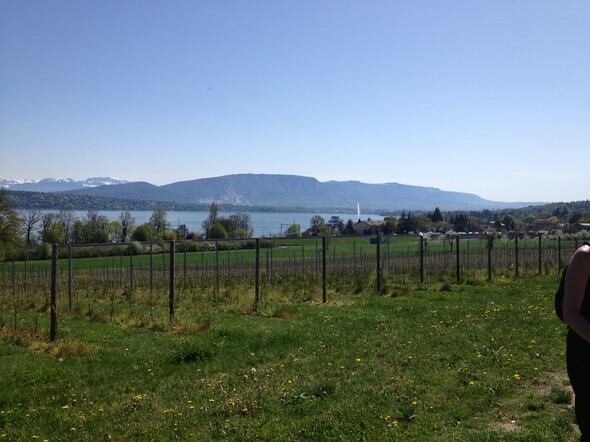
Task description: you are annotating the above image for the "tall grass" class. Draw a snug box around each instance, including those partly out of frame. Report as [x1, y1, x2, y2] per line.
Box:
[0, 274, 578, 441]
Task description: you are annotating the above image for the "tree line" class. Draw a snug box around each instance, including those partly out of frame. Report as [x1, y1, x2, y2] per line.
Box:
[1, 189, 589, 261]
[0, 192, 256, 260]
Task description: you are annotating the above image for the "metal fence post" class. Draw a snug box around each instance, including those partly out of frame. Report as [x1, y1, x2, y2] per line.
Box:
[50, 243, 58, 342]
[487, 234, 493, 281]
[538, 234, 542, 275]
[169, 240, 175, 322]
[515, 235, 519, 277]
[68, 245, 73, 311]
[255, 238, 260, 305]
[322, 236, 327, 303]
[456, 236, 460, 283]
[419, 234, 424, 284]
[376, 236, 382, 291]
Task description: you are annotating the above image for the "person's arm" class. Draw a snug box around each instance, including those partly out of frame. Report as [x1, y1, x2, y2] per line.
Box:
[563, 244, 590, 341]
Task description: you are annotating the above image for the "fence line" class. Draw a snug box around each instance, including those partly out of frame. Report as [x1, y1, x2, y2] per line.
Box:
[1, 234, 588, 341]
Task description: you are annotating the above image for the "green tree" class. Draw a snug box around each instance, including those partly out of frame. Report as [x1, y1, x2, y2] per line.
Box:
[202, 201, 219, 237]
[430, 207, 444, 223]
[40, 213, 56, 243]
[149, 209, 168, 239]
[119, 211, 136, 242]
[327, 216, 344, 235]
[344, 219, 355, 235]
[82, 210, 109, 243]
[208, 223, 228, 239]
[382, 217, 397, 235]
[309, 215, 326, 236]
[285, 224, 301, 237]
[228, 213, 252, 238]
[57, 209, 76, 244]
[109, 221, 124, 243]
[45, 221, 66, 244]
[0, 191, 21, 257]
[131, 223, 154, 242]
[177, 224, 190, 240]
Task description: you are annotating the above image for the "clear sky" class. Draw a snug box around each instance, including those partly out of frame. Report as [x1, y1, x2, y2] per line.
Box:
[1, 1, 589, 203]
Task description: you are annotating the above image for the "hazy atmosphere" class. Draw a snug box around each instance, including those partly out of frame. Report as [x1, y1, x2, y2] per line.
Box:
[1, 1, 589, 203]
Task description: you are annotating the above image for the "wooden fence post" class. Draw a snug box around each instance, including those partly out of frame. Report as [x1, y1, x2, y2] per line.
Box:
[322, 236, 327, 303]
[376, 236, 382, 292]
[169, 241, 175, 322]
[558, 236, 562, 269]
[456, 236, 460, 283]
[255, 238, 260, 305]
[130, 254, 134, 292]
[487, 234, 493, 281]
[515, 235, 519, 277]
[50, 243, 58, 342]
[149, 241, 153, 295]
[538, 234, 542, 275]
[68, 245, 73, 311]
[419, 234, 424, 284]
[215, 242, 219, 300]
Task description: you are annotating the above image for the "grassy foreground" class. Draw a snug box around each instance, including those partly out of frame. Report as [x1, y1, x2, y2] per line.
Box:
[0, 275, 579, 441]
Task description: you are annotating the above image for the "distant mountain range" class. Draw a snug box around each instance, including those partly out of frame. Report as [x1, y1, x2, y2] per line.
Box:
[2, 174, 540, 212]
[1, 177, 130, 192]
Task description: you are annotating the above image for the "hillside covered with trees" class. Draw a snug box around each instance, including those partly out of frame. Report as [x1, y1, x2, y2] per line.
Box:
[1, 188, 589, 261]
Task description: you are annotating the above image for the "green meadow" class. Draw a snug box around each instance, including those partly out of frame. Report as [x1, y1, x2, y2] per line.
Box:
[0, 273, 579, 441]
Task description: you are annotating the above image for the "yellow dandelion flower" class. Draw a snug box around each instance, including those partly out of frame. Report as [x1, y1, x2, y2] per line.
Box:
[62, 405, 69, 409]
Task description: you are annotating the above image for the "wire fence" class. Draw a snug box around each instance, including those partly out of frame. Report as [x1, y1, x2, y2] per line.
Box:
[1, 234, 588, 340]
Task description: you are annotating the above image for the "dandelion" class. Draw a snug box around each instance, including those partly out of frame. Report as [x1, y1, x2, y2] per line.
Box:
[70, 427, 76, 432]
[356, 358, 361, 362]
[62, 405, 69, 409]
[514, 373, 521, 380]
[469, 381, 476, 385]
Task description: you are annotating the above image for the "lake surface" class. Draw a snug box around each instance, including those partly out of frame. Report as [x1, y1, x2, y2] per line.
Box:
[22, 210, 384, 237]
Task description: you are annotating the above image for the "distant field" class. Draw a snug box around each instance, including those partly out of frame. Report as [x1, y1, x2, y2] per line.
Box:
[0, 274, 579, 441]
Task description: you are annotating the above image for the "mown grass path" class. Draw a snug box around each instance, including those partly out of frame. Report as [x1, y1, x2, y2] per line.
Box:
[0, 275, 579, 441]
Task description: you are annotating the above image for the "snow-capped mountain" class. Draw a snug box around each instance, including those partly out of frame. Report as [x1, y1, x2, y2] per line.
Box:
[1, 177, 130, 192]
[0, 178, 35, 188]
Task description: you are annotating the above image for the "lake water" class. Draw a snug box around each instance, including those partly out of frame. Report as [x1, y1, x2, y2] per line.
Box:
[23, 210, 384, 237]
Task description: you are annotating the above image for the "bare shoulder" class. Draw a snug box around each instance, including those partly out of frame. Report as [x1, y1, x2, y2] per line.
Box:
[571, 243, 590, 269]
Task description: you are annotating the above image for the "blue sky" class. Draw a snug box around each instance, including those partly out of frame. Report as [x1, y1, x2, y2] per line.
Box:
[1, 0, 589, 203]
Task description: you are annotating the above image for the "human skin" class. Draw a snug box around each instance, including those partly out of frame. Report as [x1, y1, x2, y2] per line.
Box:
[563, 244, 590, 340]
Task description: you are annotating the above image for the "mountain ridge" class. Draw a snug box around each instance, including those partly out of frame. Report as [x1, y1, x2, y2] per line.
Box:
[1, 177, 130, 192]
[2, 173, 540, 211]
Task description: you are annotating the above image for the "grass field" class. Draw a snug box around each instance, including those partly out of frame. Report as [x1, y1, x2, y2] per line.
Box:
[0, 274, 579, 441]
